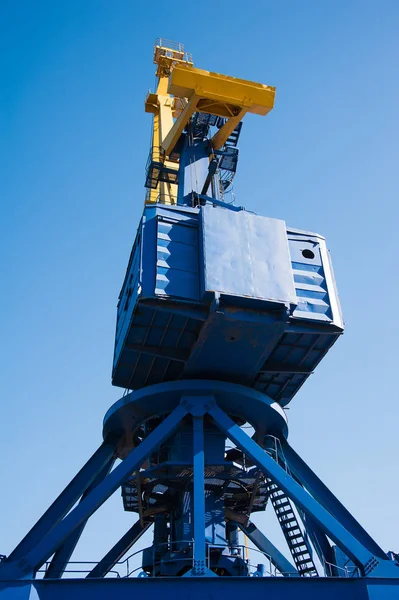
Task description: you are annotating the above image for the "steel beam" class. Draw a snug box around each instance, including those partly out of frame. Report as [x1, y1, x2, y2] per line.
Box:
[192, 414, 206, 574]
[125, 343, 189, 362]
[161, 94, 198, 156]
[5, 441, 116, 565]
[168, 65, 275, 116]
[86, 520, 152, 579]
[296, 509, 336, 575]
[208, 402, 382, 573]
[237, 521, 299, 577]
[44, 457, 116, 578]
[0, 403, 188, 581]
[6, 576, 399, 600]
[280, 440, 388, 561]
[211, 109, 246, 150]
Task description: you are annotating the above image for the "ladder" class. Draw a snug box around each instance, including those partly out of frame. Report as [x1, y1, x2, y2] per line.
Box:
[266, 478, 318, 577]
[224, 121, 242, 148]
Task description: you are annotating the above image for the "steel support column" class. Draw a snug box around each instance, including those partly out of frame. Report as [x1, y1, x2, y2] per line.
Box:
[44, 457, 116, 578]
[192, 414, 206, 574]
[280, 440, 387, 560]
[208, 402, 385, 574]
[237, 520, 299, 577]
[0, 403, 188, 581]
[6, 441, 117, 565]
[86, 520, 152, 579]
[296, 509, 337, 575]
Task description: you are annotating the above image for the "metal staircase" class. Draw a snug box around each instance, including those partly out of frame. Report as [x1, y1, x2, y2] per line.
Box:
[145, 146, 179, 189]
[224, 121, 242, 148]
[266, 479, 318, 577]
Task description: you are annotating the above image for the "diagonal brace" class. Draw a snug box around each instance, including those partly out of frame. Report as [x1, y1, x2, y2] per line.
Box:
[0, 403, 188, 581]
[161, 94, 199, 156]
[43, 456, 116, 578]
[280, 440, 388, 561]
[208, 402, 381, 573]
[86, 520, 152, 579]
[236, 520, 299, 577]
[6, 441, 116, 565]
[192, 414, 206, 574]
[211, 109, 247, 150]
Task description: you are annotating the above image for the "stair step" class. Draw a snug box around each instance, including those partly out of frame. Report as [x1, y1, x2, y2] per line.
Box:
[285, 533, 307, 547]
[296, 558, 313, 566]
[283, 524, 300, 533]
[224, 122, 242, 148]
[290, 541, 308, 550]
[281, 519, 300, 527]
[276, 507, 294, 515]
[279, 518, 297, 527]
[273, 500, 290, 509]
[276, 511, 295, 519]
[292, 549, 311, 558]
[299, 568, 318, 576]
[266, 479, 318, 578]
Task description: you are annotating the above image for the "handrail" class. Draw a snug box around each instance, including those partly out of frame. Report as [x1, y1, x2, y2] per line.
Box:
[155, 39, 185, 53]
[37, 539, 360, 580]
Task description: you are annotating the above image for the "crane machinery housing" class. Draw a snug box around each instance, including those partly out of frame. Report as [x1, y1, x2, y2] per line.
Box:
[1, 38, 398, 600]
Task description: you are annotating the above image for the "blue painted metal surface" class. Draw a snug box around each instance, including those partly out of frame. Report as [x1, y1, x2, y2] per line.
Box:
[280, 440, 388, 560]
[5, 442, 116, 566]
[191, 413, 207, 575]
[3, 577, 399, 600]
[178, 139, 210, 203]
[2, 38, 398, 600]
[1, 382, 398, 588]
[0, 405, 188, 582]
[44, 457, 115, 579]
[86, 520, 152, 579]
[206, 400, 397, 578]
[112, 203, 343, 407]
[238, 521, 298, 577]
[102, 380, 288, 445]
[200, 206, 297, 308]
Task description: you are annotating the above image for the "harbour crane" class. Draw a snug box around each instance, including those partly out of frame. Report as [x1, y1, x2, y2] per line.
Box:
[1, 38, 398, 600]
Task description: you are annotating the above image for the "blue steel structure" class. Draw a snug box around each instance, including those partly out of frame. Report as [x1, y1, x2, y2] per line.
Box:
[1, 39, 399, 599]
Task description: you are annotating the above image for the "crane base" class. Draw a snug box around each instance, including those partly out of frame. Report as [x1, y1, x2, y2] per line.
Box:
[3, 576, 399, 600]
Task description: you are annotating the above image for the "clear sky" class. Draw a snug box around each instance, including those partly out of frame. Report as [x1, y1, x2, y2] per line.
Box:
[1, 0, 398, 571]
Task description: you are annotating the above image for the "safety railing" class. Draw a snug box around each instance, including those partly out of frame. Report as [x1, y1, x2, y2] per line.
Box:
[263, 434, 291, 474]
[144, 190, 176, 205]
[145, 146, 164, 168]
[172, 97, 188, 120]
[322, 559, 361, 578]
[36, 537, 360, 580]
[153, 39, 193, 67]
[145, 147, 179, 189]
[121, 439, 252, 470]
[155, 38, 185, 54]
[37, 541, 278, 579]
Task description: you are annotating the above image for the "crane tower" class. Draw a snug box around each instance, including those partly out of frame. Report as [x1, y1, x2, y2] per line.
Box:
[1, 39, 398, 600]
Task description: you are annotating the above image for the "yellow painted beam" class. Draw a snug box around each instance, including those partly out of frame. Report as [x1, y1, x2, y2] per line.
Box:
[211, 109, 247, 150]
[168, 64, 275, 116]
[153, 41, 193, 78]
[158, 94, 174, 143]
[145, 75, 178, 205]
[145, 92, 159, 114]
[161, 94, 199, 156]
[146, 112, 161, 205]
[147, 50, 275, 201]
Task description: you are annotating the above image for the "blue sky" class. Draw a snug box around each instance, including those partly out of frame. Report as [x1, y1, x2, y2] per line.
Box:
[1, 0, 398, 568]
